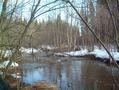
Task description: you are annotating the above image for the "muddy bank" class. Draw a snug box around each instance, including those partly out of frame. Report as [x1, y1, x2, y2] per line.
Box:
[79, 54, 119, 65]
[21, 82, 58, 90]
[60, 52, 119, 65]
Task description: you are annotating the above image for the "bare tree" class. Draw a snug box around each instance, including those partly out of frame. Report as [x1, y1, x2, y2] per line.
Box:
[62, 0, 119, 68]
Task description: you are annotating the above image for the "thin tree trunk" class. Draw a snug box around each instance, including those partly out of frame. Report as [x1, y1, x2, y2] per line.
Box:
[105, 0, 119, 52]
[67, 0, 119, 68]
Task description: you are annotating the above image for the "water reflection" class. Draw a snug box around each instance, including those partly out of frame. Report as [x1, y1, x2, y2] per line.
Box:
[22, 59, 119, 90]
[23, 68, 44, 84]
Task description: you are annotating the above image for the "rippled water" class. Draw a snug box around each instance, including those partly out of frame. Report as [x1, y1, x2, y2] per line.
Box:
[21, 58, 119, 90]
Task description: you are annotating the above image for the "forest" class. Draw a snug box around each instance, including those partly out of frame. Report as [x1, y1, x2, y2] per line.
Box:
[0, 0, 119, 90]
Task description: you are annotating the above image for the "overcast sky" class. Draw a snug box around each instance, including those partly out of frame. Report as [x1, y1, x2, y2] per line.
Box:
[0, 0, 83, 23]
[15, 0, 82, 22]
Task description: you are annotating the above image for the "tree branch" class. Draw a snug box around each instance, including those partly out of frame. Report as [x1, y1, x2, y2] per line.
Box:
[65, 0, 119, 68]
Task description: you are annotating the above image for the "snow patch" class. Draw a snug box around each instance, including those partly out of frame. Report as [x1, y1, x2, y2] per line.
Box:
[0, 50, 13, 57]
[41, 45, 57, 50]
[113, 52, 119, 61]
[89, 48, 119, 61]
[55, 47, 119, 61]
[54, 53, 68, 57]
[0, 60, 19, 68]
[11, 73, 21, 79]
[89, 49, 109, 59]
[20, 47, 39, 54]
[65, 49, 88, 56]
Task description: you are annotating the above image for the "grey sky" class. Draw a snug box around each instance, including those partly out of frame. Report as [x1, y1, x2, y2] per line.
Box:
[0, 0, 83, 23]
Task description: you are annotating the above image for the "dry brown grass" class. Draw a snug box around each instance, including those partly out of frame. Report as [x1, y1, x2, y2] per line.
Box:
[5, 75, 18, 87]
[22, 82, 59, 90]
[4, 75, 59, 90]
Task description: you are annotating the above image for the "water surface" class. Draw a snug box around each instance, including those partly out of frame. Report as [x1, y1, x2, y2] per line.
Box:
[21, 58, 119, 90]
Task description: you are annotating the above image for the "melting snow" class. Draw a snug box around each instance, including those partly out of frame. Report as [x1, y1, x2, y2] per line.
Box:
[20, 47, 39, 54]
[0, 60, 19, 68]
[89, 48, 119, 61]
[11, 73, 21, 79]
[0, 50, 13, 57]
[89, 49, 109, 59]
[65, 49, 88, 56]
[55, 48, 119, 61]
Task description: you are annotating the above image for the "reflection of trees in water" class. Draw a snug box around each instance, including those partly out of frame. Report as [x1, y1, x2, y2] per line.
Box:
[65, 61, 73, 89]
[48, 64, 57, 83]
[66, 62, 72, 78]
[56, 62, 62, 79]
[56, 62, 62, 89]
[22, 60, 119, 90]
[81, 61, 117, 90]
